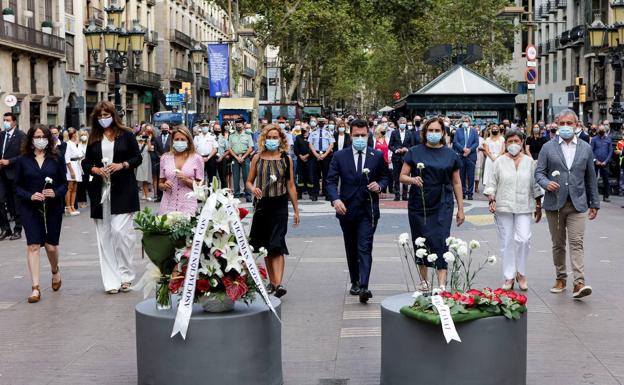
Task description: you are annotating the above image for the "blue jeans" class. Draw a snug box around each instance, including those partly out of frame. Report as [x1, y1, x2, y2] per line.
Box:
[232, 158, 251, 199]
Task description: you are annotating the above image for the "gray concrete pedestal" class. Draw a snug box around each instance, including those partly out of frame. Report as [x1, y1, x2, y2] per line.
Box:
[136, 296, 282, 385]
[381, 293, 527, 385]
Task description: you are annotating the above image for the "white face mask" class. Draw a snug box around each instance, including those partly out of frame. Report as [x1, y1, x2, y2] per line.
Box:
[33, 138, 49, 150]
[507, 143, 522, 156]
[98, 117, 113, 128]
[80, 135, 88, 142]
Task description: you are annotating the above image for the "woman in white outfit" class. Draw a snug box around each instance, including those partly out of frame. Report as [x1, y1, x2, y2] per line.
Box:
[485, 130, 543, 291]
[82, 101, 142, 294]
[64, 130, 84, 216]
[482, 123, 505, 189]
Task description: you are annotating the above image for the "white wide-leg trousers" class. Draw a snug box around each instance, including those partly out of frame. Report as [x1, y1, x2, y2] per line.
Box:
[94, 213, 137, 291]
[495, 212, 532, 280]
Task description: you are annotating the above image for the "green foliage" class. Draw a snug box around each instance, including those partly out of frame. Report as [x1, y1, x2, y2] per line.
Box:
[134, 207, 169, 235]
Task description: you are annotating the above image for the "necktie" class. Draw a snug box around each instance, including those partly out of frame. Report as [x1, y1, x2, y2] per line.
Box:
[357, 151, 363, 174]
[465, 128, 469, 147]
[318, 130, 323, 152]
[1, 133, 10, 158]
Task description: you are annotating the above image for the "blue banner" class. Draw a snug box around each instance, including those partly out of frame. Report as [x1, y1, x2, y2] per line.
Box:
[208, 44, 230, 97]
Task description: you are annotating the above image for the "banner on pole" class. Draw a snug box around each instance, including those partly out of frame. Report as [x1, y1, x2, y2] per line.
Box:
[208, 44, 230, 97]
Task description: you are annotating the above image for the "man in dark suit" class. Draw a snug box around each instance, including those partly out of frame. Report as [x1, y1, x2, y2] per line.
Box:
[326, 119, 390, 303]
[389, 117, 414, 201]
[0, 112, 26, 240]
[452, 115, 479, 200]
[153, 123, 171, 201]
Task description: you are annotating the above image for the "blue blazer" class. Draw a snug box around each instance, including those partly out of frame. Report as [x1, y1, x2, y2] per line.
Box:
[0, 129, 27, 180]
[389, 129, 415, 161]
[452, 127, 479, 161]
[14, 154, 68, 208]
[326, 147, 390, 221]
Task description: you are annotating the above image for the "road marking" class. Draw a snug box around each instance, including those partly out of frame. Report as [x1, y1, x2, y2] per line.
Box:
[599, 236, 608, 239]
[345, 296, 387, 305]
[343, 310, 381, 320]
[366, 283, 406, 291]
[464, 214, 495, 226]
[0, 302, 17, 310]
[13, 276, 23, 279]
[340, 327, 381, 338]
[304, 240, 313, 243]
[600, 260, 611, 263]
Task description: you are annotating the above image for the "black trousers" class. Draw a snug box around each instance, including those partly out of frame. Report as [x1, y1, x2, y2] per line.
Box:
[216, 158, 228, 188]
[203, 156, 217, 184]
[339, 215, 377, 287]
[76, 179, 88, 204]
[596, 165, 610, 197]
[296, 158, 314, 193]
[312, 154, 332, 195]
[0, 173, 21, 234]
[392, 156, 408, 197]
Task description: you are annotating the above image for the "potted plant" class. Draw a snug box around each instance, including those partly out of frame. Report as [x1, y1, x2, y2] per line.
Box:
[2, 8, 15, 23]
[41, 20, 53, 34]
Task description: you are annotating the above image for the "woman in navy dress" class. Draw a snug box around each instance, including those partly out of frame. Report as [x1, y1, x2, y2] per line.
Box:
[400, 118, 465, 291]
[14, 125, 67, 303]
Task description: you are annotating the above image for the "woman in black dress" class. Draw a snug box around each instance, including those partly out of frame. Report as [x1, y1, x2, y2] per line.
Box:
[399, 118, 465, 291]
[14, 125, 67, 303]
[246, 124, 300, 298]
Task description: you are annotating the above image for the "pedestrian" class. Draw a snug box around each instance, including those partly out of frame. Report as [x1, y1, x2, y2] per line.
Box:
[153, 123, 172, 202]
[246, 124, 300, 298]
[326, 119, 390, 303]
[14, 125, 67, 303]
[399, 117, 465, 292]
[228, 118, 253, 202]
[294, 124, 314, 199]
[135, 129, 152, 201]
[76, 129, 89, 208]
[576, 123, 590, 143]
[334, 120, 351, 152]
[474, 128, 485, 193]
[0, 112, 26, 241]
[158, 126, 203, 215]
[590, 124, 613, 202]
[485, 130, 543, 291]
[374, 125, 391, 194]
[452, 115, 479, 200]
[64, 129, 83, 216]
[194, 120, 218, 183]
[389, 117, 414, 201]
[213, 123, 229, 189]
[535, 109, 599, 299]
[616, 131, 624, 198]
[526, 124, 548, 160]
[482, 123, 505, 190]
[309, 117, 335, 201]
[82, 101, 142, 294]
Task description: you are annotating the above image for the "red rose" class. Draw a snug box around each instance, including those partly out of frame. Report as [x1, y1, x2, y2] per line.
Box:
[460, 295, 475, 307]
[452, 292, 461, 301]
[466, 289, 483, 297]
[490, 296, 502, 304]
[238, 207, 249, 220]
[505, 291, 518, 301]
[493, 288, 506, 296]
[258, 265, 268, 280]
[168, 277, 184, 293]
[441, 291, 453, 299]
[213, 250, 223, 258]
[196, 279, 211, 293]
[516, 294, 527, 305]
[223, 276, 249, 301]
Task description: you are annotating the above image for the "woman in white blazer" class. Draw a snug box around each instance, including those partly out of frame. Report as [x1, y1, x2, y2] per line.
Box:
[484, 130, 543, 291]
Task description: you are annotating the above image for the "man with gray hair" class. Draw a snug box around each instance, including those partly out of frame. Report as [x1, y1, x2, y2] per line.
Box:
[535, 109, 600, 299]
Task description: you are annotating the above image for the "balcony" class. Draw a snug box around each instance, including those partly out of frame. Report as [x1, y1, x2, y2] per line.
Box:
[556, 0, 567, 9]
[86, 67, 106, 82]
[145, 30, 158, 47]
[126, 68, 162, 88]
[0, 20, 65, 58]
[538, 43, 543, 57]
[88, 6, 105, 27]
[243, 90, 254, 97]
[171, 29, 192, 49]
[548, 39, 556, 53]
[200, 76, 210, 89]
[146, 0, 156, 6]
[548, 1, 557, 13]
[242, 67, 256, 78]
[173, 68, 194, 82]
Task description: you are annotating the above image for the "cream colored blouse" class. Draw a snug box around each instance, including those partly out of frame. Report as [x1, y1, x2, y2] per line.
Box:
[485, 154, 542, 214]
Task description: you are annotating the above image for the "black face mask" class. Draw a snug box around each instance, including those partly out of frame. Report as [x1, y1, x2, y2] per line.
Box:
[492, 130, 499, 135]
[599, 130, 606, 136]
[414, 121, 421, 127]
[550, 128, 557, 134]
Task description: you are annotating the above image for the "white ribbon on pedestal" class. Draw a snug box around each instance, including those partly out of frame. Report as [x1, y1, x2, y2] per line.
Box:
[431, 295, 462, 344]
[170, 193, 218, 339]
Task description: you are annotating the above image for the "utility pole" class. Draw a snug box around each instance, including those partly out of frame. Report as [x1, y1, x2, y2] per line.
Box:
[526, 0, 534, 132]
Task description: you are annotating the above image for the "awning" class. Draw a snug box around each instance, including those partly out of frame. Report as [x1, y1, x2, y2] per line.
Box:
[218, 97, 256, 111]
[378, 106, 394, 112]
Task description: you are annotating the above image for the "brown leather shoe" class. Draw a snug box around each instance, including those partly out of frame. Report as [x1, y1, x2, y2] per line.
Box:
[28, 285, 41, 303]
[572, 281, 592, 299]
[51, 268, 62, 291]
[550, 279, 566, 293]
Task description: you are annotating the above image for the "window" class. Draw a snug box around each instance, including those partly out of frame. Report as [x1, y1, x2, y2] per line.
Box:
[30, 58, 36, 94]
[48, 62, 55, 96]
[562, 57, 567, 81]
[545, 60, 549, 84]
[45, 0, 53, 21]
[66, 35, 75, 71]
[65, 0, 74, 15]
[12, 55, 19, 92]
[8, 0, 17, 14]
[27, 0, 35, 28]
[553, 56, 558, 83]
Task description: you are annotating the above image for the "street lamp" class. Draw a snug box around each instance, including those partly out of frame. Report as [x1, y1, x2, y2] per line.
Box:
[192, 44, 205, 113]
[83, 1, 145, 116]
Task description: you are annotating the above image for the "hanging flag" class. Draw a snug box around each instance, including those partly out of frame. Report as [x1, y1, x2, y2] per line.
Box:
[208, 44, 230, 97]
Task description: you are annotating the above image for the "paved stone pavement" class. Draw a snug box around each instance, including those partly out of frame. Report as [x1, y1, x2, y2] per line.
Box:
[0, 195, 623, 385]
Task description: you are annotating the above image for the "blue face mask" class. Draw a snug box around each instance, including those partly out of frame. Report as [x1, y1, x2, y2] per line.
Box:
[399, 123, 406, 130]
[265, 139, 279, 151]
[201, 127, 210, 134]
[352, 136, 367, 151]
[558, 126, 574, 140]
[172, 141, 188, 152]
[3, 121, 12, 130]
[426, 132, 443, 144]
[278, 123, 285, 129]
[245, 129, 252, 134]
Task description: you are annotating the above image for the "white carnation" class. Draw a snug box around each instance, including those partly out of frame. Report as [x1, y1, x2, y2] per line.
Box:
[427, 253, 438, 263]
[44, 177, 53, 184]
[469, 240, 480, 249]
[412, 290, 423, 300]
[457, 245, 468, 258]
[415, 237, 426, 247]
[415, 248, 428, 259]
[487, 255, 497, 265]
[445, 237, 456, 247]
[443, 252, 455, 263]
[398, 233, 410, 246]
[362, 168, 370, 175]
[551, 170, 560, 177]
[416, 162, 425, 169]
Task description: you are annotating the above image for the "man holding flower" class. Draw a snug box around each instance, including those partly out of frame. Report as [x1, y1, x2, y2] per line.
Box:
[535, 109, 600, 299]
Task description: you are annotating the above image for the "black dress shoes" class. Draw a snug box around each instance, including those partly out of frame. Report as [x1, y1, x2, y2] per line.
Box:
[349, 283, 360, 296]
[310, 195, 318, 201]
[466, 195, 473, 201]
[359, 288, 373, 304]
[0, 230, 12, 241]
[393, 196, 400, 201]
[9, 232, 21, 241]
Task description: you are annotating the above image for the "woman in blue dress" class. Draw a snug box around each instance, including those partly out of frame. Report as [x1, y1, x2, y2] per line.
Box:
[14, 125, 68, 303]
[400, 117, 465, 291]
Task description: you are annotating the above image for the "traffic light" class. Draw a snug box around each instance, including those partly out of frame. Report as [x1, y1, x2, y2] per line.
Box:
[579, 85, 587, 103]
[575, 77, 583, 86]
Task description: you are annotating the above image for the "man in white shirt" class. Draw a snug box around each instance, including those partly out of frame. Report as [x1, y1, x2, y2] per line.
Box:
[193, 120, 218, 182]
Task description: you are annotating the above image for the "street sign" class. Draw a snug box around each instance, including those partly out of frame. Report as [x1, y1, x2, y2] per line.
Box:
[527, 61, 537, 67]
[528, 83, 536, 90]
[165, 93, 184, 106]
[4, 94, 17, 107]
[392, 89, 401, 101]
[525, 44, 537, 61]
[525, 68, 537, 84]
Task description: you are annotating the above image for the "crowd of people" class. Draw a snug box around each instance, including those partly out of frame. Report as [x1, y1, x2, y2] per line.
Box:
[0, 101, 609, 303]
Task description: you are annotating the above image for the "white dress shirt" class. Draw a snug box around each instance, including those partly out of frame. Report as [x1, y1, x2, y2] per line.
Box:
[399, 129, 405, 143]
[558, 136, 577, 170]
[1, 128, 15, 158]
[338, 134, 345, 151]
[194, 133, 217, 156]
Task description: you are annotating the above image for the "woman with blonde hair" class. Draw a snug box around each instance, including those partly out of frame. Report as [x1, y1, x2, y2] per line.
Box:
[64, 129, 83, 216]
[82, 101, 142, 294]
[246, 124, 300, 298]
[158, 125, 204, 215]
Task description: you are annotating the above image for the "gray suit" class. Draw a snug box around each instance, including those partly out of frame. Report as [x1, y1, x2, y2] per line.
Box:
[535, 138, 600, 213]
